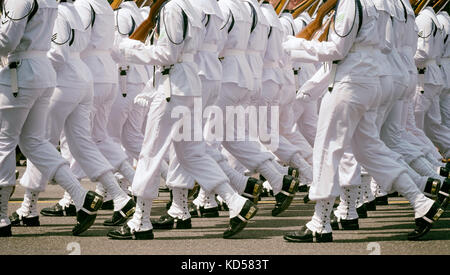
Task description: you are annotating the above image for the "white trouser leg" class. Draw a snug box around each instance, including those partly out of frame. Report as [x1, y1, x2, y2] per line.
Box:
[257, 160, 283, 194]
[98, 171, 130, 211]
[167, 188, 190, 220]
[127, 197, 152, 232]
[290, 153, 313, 185]
[423, 89, 450, 158]
[306, 198, 336, 234]
[54, 165, 87, 210]
[439, 89, 450, 129]
[410, 157, 444, 180]
[0, 187, 13, 227]
[213, 183, 247, 218]
[392, 173, 434, 218]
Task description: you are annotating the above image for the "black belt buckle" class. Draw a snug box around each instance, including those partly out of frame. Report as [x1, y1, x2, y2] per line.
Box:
[293, 69, 299, 75]
[8, 62, 18, 69]
[418, 68, 426, 75]
[162, 68, 171, 75]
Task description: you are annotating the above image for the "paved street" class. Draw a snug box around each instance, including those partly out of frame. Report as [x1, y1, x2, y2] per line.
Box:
[1, 167, 449, 255]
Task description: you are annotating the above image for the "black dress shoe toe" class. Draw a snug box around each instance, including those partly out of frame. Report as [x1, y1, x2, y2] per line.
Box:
[242, 177, 263, 204]
[41, 203, 77, 217]
[366, 200, 376, 211]
[0, 224, 12, 237]
[440, 167, 449, 178]
[100, 200, 114, 210]
[72, 191, 103, 236]
[10, 212, 40, 227]
[331, 216, 359, 230]
[151, 213, 192, 229]
[375, 195, 388, 206]
[283, 225, 333, 243]
[356, 204, 368, 219]
[298, 185, 309, 192]
[107, 224, 154, 240]
[103, 199, 136, 226]
[408, 202, 444, 240]
[223, 200, 258, 239]
[272, 175, 299, 216]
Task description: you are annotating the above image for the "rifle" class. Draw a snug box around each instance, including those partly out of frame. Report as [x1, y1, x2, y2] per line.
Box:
[129, 0, 166, 42]
[316, 10, 335, 41]
[292, 0, 319, 19]
[296, 0, 337, 40]
[276, 0, 290, 15]
[111, 0, 124, 10]
[135, 0, 146, 8]
[433, 0, 449, 12]
[307, 0, 320, 17]
[415, 0, 431, 15]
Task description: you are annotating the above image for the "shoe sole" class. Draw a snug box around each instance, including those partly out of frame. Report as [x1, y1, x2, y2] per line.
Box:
[223, 206, 259, 239]
[272, 195, 295, 217]
[283, 235, 313, 243]
[407, 225, 431, 241]
[40, 212, 76, 217]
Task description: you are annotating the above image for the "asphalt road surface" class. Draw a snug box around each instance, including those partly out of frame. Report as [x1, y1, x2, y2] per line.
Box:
[1, 166, 449, 255]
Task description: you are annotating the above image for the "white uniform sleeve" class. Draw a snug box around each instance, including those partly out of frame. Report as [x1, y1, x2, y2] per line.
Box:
[112, 9, 134, 63]
[414, 14, 434, 67]
[0, 1, 30, 56]
[119, 4, 185, 66]
[282, 0, 358, 63]
[47, 16, 70, 71]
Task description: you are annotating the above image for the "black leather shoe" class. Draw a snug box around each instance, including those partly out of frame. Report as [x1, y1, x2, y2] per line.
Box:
[242, 177, 263, 204]
[107, 224, 154, 240]
[375, 195, 388, 205]
[103, 199, 136, 226]
[100, 200, 114, 210]
[424, 178, 441, 198]
[298, 185, 309, 192]
[356, 203, 368, 218]
[283, 225, 333, 243]
[0, 224, 12, 237]
[446, 162, 450, 169]
[151, 213, 192, 229]
[288, 167, 299, 178]
[437, 178, 449, 210]
[407, 202, 444, 240]
[10, 212, 40, 226]
[40, 203, 77, 216]
[272, 175, 300, 216]
[440, 167, 449, 178]
[189, 203, 220, 218]
[223, 200, 258, 239]
[331, 216, 359, 230]
[72, 191, 103, 236]
[366, 200, 376, 211]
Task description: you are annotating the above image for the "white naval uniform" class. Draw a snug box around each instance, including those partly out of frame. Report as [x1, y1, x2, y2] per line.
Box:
[0, 0, 89, 228]
[437, 11, 450, 130]
[108, 1, 148, 161]
[414, 7, 450, 158]
[284, 0, 434, 233]
[17, 1, 130, 215]
[71, 0, 131, 173]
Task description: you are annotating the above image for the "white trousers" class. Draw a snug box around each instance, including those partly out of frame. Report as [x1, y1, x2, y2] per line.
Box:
[132, 91, 229, 200]
[0, 85, 66, 187]
[20, 84, 114, 192]
[107, 83, 145, 160]
[440, 89, 450, 129]
[293, 99, 318, 148]
[310, 80, 407, 200]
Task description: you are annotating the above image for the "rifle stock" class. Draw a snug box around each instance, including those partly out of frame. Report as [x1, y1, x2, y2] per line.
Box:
[129, 0, 166, 42]
[110, 0, 123, 10]
[307, 0, 320, 17]
[296, 0, 337, 40]
[292, 0, 318, 19]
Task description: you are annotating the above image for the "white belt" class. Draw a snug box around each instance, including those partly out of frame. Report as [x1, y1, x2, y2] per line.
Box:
[263, 61, 278, 68]
[177, 53, 194, 63]
[221, 49, 246, 57]
[349, 44, 378, 53]
[199, 43, 218, 53]
[8, 50, 48, 63]
[247, 49, 262, 55]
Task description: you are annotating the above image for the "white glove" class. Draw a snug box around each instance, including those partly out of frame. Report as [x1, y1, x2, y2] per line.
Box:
[134, 92, 152, 108]
[296, 91, 312, 103]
